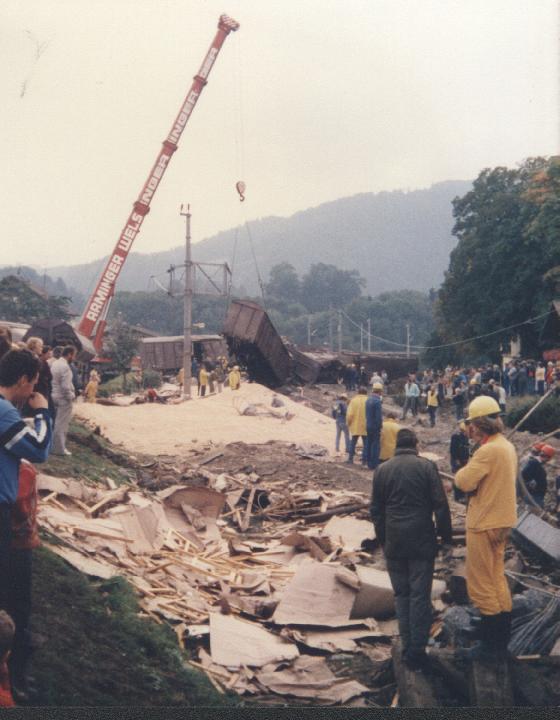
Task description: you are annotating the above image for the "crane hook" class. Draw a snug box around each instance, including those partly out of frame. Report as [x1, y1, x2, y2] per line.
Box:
[236, 180, 246, 202]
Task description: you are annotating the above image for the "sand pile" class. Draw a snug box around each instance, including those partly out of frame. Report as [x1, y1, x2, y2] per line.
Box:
[74, 383, 336, 456]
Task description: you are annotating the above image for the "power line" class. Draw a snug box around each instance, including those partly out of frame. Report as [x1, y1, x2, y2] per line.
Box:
[339, 309, 550, 351]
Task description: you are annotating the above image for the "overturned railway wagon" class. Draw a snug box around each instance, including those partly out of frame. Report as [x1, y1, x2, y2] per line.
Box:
[223, 300, 291, 386]
[288, 345, 344, 384]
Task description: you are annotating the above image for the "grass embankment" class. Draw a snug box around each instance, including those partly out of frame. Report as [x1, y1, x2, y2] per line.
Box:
[29, 418, 232, 707]
[41, 420, 133, 486]
[31, 550, 230, 706]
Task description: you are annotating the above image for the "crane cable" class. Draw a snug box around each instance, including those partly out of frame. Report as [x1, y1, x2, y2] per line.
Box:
[228, 28, 267, 309]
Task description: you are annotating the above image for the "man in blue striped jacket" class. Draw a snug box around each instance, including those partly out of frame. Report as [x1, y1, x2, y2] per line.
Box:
[0, 350, 52, 609]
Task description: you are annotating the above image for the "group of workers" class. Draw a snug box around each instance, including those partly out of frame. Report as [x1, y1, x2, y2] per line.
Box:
[335, 363, 558, 672]
[177, 356, 241, 395]
[332, 384, 398, 470]
[370, 395, 521, 671]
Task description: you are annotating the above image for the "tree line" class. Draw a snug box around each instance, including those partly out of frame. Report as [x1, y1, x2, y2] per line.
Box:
[425, 156, 560, 367]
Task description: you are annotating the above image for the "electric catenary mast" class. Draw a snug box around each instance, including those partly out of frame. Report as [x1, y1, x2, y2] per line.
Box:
[78, 14, 239, 351]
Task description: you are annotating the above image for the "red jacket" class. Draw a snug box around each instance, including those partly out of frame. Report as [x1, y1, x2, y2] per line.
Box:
[0, 661, 15, 707]
[11, 461, 40, 550]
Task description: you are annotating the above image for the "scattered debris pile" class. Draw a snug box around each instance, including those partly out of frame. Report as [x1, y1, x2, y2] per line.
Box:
[38, 407, 560, 706]
[37, 464, 408, 704]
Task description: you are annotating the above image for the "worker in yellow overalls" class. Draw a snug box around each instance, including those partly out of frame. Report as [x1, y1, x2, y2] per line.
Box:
[454, 396, 517, 659]
[228, 366, 241, 390]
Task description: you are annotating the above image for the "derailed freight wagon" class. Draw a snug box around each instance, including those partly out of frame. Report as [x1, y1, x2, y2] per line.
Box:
[139, 334, 227, 372]
[223, 300, 291, 386]
[340, 350, 419, 378]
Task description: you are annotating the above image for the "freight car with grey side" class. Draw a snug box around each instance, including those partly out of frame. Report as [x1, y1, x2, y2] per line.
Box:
[222, 300, 292, 387]
[139, 334, 227, 372]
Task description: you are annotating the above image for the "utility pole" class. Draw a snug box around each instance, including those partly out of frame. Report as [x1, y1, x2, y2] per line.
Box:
[406, 322, 411, 359]
[328, 306, 333, 351]
[307, 316, 311, 345]
[360, 323, 363, 352]
[181, 204, 193, 399]
[337, 310, 342, 354]
[367, 318, 371, 353]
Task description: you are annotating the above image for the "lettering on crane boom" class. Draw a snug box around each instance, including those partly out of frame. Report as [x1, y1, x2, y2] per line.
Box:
[168, 89, 200, 144]
[199, 47, 219, 80]
[85, 211, 143, 322]
[141, 153, 171, 205]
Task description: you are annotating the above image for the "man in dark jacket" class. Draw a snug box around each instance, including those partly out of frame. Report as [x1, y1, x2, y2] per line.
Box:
[521, 444, 554, 508]
[449, 422, 470, 503]
[370, 428, 452, 670]
[365, 383, 383, 470]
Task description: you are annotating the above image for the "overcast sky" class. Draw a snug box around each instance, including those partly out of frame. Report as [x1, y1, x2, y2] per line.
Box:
[2, 0, 558, 271]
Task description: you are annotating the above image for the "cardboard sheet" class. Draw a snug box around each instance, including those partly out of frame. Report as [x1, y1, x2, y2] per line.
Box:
[209, 613, 299, 668]
[322, 516, 375, 551]
[38, 473, 98, 502]
[158, 485, 226, 519]
[48, 544, 119, 580]
[351, 566, 396, 620]
[113, 502, 171, 554]
[351, 567, 447, 620]
[281, 626, 384, 653]
[256, 655, 368, 703]
[272, 560, 360, 627]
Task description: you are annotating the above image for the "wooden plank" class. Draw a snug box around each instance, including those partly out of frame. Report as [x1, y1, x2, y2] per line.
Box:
[391, 640, 439, 708]
[240, 487, 256, 532]
[468, 657, 514, 707]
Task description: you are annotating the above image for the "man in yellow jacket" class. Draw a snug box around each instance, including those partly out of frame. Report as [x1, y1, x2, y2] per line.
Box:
[379, 413, 402, 462]
[454, 396, 517, 659]
[228, 366, 241, 391]
[346, 387, 368, 465]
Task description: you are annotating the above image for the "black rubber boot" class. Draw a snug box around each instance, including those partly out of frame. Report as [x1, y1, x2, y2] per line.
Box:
[405, 649, 430, 671]
[495, 611, 512, 659]
[456, 614, 501, 661]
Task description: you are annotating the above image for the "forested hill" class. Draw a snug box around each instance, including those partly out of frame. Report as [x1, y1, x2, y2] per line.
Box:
[47, 180, 471, 300]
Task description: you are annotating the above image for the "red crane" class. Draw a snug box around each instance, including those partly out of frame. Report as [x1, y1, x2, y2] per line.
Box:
[77, 14, 239, 352]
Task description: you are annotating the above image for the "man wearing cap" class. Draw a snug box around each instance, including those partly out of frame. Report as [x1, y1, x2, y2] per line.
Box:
[454, 396, 517, 659]
[365, 383, 383, 470]
[331, 393, 350, 456]
[370, 428, 452, 670]
[522, 444, 555, 509]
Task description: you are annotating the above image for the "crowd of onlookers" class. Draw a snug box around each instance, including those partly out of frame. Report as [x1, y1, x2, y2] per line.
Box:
[0, 327, 55, 705]
[0, 326, 107, 705]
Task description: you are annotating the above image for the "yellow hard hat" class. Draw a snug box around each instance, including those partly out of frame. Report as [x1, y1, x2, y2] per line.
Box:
[372, 382, 384, 392]
[466, 396, 501, 421]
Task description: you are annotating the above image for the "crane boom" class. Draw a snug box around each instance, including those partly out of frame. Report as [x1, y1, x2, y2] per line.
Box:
[78, 14, 239, 350]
